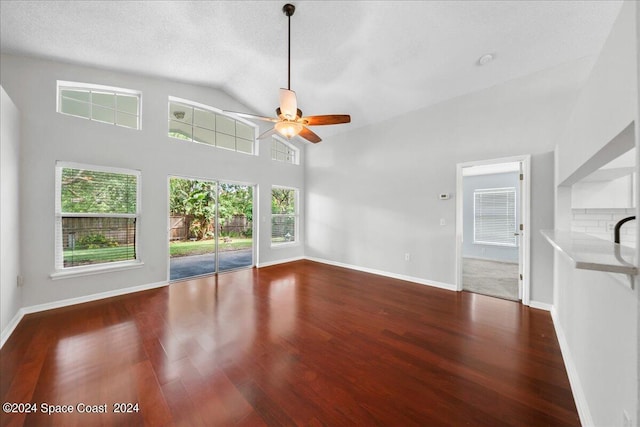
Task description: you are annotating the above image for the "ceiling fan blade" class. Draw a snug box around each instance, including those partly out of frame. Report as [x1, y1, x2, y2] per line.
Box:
[299, 126, 322, 143]
[258, 127, 278, 140]
[224, 111, 278, 123]
[279, 89, 298, 120]
[302, 115, 351, 126]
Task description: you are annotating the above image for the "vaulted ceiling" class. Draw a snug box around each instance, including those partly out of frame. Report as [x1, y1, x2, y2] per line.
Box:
[0, 1, 624, 137]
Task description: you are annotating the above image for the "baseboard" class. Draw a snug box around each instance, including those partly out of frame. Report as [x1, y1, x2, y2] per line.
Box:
[1, 309, 25, 349]
[305, 256, 457, 291]
[528, 300, 552, 311]
[0, 280, 168, 349]
[257, 256, 305, 268]
[550, 306, 594, 427]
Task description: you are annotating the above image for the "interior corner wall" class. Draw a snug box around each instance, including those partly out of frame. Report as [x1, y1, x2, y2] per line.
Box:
[305, 57, 590, 305]
[1, 85, 22, 333]
[552, 2, 638, 425]
[0, 54, 305, 309]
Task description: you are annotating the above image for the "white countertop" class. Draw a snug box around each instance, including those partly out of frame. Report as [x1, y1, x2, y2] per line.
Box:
[541, 229, 637, 275]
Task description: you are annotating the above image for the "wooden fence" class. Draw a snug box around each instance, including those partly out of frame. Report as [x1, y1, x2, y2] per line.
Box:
[170, 214, 251, 241]
[62, 217, 135, 249]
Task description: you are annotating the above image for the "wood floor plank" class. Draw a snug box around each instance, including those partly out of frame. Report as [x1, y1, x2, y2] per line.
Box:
[0, 260, 579, 426]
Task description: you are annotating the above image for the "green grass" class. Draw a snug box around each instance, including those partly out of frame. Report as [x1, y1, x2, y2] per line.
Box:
[63, 238, 252, 265]
[64, 245, 134, 266]
[170, 238, 252, 257]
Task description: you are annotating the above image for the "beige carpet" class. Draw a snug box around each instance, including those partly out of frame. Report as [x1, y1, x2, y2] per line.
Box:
[463, 258, 519, 301]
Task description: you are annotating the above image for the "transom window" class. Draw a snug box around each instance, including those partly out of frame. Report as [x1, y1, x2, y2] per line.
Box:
[271, 186, 298, 245]
[57, 81, 140, 129]
[473, 187, 517, 246]
[168, 98, 256, 155]
[271, 136, 299, 165]
[55, 162, 141, 272]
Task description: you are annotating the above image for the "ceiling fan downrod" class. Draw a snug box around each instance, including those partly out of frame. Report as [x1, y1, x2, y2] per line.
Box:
[283, 3, 295, 91]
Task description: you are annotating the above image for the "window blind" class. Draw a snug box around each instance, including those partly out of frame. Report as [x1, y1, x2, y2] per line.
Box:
[271, 187, 298, 244]
[55, 164, 140, 269]
[473, 188, 517, 246]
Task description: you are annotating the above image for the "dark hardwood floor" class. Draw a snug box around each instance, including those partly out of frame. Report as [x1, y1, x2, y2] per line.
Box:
[1, 260, 579, 426]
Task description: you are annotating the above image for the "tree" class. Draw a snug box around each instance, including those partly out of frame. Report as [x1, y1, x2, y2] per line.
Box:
[61, 168, 137, 214]
[272, 188, 295, 214]
[169, 179, 254, 240]
[169, 178, 216, 240]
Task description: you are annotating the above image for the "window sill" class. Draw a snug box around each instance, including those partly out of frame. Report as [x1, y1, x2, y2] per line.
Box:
[271, 241, 299, 249]
[50, 260, 144, 280]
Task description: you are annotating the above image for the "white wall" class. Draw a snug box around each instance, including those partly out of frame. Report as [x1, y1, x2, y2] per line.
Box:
[556, 2, 637, 186]
[0, 86, 22, 336]
[305, 57, 591, 305]
[552, 2, 638, 425]
[636, 3, 640, 424]
[0, 54, 305, 308]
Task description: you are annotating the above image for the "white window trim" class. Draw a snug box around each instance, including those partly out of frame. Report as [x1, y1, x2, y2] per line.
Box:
[52, 161, 142, 278]
[167, 96, 258, 155]
[271, 185, 299, 247]
[271, 135, 300, 165]
[473, 187, 517, 247]
[57, 80, 142, 129]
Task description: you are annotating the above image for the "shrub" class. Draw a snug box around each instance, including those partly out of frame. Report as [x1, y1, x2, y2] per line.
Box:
[76, 234, 119, 249]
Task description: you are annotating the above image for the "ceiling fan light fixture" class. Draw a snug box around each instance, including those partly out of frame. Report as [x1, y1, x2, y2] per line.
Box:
[223, 3, 350, 144]
[275, 120, 303, 138]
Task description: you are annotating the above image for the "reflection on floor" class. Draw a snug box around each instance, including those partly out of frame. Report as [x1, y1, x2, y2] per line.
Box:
[463, 257, 519, 301]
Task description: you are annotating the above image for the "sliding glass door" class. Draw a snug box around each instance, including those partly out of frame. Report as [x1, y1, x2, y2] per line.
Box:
[169, 177, 253, 281]
[217, 183, 253, 272]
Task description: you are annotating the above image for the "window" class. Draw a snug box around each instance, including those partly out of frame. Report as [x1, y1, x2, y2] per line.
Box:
[473, 187, 517, 246]
[271, 187, 298, 245]
[55, 162, 140, 271]
[168, 98, 256, 155]
[57, 81, 141, 129]
[271, 136, 299, 165]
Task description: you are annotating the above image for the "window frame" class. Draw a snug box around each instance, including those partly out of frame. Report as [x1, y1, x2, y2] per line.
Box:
[473, 187, 517, 247]
[271, 185, 299, 247]
[52, 161, 143, 279]
[167, 96, 258, 155]
[57, 81, 142, 130]
[271, 136, 300, 165]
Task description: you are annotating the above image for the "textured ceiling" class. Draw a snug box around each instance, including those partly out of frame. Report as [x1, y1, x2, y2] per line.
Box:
[0, 1, 624, 138]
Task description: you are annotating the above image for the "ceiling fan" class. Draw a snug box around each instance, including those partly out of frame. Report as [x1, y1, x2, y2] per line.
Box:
[226, 3, 350, 144]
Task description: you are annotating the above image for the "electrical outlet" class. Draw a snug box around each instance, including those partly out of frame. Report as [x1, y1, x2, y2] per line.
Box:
[404, 253, 410, 261]
[440, 218, 446, 226]
[16, 275, 24, 288]
[607, 221, 615, 232]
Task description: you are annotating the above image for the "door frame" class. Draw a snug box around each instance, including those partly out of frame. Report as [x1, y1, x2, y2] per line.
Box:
[167, 174, 257, 282]
[455, 154, 531, 305]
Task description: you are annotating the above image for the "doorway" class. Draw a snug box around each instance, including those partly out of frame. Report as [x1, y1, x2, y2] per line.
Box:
[168, 176, 254, 281]
[455, 155, 530, 303]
